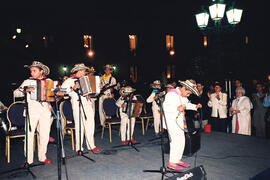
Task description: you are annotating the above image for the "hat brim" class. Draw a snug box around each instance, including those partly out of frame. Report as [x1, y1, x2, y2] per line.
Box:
[29, 64, 50, 76]
[179, 81, 199, 96]
[71, 67, 90, 73]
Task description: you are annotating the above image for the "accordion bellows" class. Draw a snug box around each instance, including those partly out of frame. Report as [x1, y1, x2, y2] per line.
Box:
[79, 75, 101, 96]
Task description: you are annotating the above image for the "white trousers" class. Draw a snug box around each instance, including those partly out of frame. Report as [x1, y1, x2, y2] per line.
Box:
[120, 114, 135, 141]
[152, 107, 161, 134]
[166, 115, 185, 164]
[72, 101, 96, 151]
[25, 106, 51, 164]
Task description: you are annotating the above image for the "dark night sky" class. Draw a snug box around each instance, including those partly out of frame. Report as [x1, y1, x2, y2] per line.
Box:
[0, 0, 267, 104]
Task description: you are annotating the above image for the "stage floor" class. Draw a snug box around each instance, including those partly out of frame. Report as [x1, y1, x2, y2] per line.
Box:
[0, 123, 270, 180]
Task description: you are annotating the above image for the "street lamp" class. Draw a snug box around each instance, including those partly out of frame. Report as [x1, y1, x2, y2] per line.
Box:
[195, 0, 243, 30]
[16, 28, 22, 34]
[63, 66, 67, 76]
[195, 0, 243, 79]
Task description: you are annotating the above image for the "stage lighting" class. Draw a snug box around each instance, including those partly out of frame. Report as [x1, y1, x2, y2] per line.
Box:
[25, 44, 29, 48]
[12, 35, 17, 39]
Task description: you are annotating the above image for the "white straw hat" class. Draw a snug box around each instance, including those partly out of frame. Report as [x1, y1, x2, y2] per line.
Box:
[179, 79, 199, 96]
[71, 63, 90, 73]
[24, 61, 50, 75]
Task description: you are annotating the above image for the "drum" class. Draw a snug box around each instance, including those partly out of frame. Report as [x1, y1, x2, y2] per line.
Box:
[132, 101, 143, 118]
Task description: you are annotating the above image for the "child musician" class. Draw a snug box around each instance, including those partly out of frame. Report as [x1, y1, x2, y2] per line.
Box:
[116, 86, 137, 144]
[163, 80, 202, 170]
[14, 61, 52, 164]
[61, 63, 99, 153]
[146, 80, 162, 138]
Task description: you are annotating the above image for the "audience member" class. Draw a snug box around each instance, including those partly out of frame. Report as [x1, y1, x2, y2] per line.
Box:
[251, 83, 267, 137]
[229, 87, 252, 135]
[263, 85, 270, 138]
[208, 82, 228, 132]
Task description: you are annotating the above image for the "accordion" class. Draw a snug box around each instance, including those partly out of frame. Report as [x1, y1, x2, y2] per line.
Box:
[29, 79, 58, 102]
[78, 75, 101, 96]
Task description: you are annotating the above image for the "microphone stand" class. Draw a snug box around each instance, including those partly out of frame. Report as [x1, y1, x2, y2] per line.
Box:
[66, 83, 95, 162]
[0, 87, 44, 179]
[143, 96, 181, 180]
[50, 89, 69, 180]
[113, 93, 140, 152]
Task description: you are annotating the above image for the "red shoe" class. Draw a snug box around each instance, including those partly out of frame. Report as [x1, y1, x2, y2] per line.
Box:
[121, 141, 126, 145]
[39, 158, 51, 164]
[177, 161, 190, 168]
[127, 139, 136, 143]
[167, 163, 184, 171]
[91, 147, 100, 152]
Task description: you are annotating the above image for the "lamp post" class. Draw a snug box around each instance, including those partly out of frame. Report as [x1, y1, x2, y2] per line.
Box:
[195, 0, 243, 79]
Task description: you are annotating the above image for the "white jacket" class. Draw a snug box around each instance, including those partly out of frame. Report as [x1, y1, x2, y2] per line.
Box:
[231, 96, 252, 135]
[208, 92, 228, 118]
[13, 79, 52, 116]
[163, 88, 197, 130]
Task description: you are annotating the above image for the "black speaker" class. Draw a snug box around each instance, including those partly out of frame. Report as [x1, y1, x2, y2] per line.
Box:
[165, 165, 207, 180]
[250, 168, 270, 180]
[183, 131, 201, 157]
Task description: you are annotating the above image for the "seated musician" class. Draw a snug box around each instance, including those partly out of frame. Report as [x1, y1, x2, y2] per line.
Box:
[13, 61, 52, 164]
[61, 63, 100, 153]
[116, 86, 137, 145]
[99, 64, 120, 126]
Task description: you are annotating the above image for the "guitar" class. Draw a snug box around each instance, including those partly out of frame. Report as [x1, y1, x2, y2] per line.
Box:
[96, 84, 118, 98]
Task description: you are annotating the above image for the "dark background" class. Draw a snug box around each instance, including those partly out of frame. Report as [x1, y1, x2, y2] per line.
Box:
[0, 0, 267, 105]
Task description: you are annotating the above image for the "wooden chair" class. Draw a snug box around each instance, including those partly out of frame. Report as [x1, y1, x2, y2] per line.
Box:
[60, 100, 75, 151]
[101, 98, 121, 143]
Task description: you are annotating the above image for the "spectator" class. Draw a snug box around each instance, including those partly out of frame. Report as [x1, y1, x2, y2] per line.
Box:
[263, 85, 270, 138]
[208, 82, 228, 132]
[251, 83, 267, 137]
[232, 79, 244, 99]
[229, 87, 252, 136]
[196, 81, 211, 128]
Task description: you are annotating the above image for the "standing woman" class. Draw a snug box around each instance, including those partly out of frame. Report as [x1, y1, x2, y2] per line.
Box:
[208, 82, 228, 132]
[229, 87, 252, 135]
[163, 80, 201, 170]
